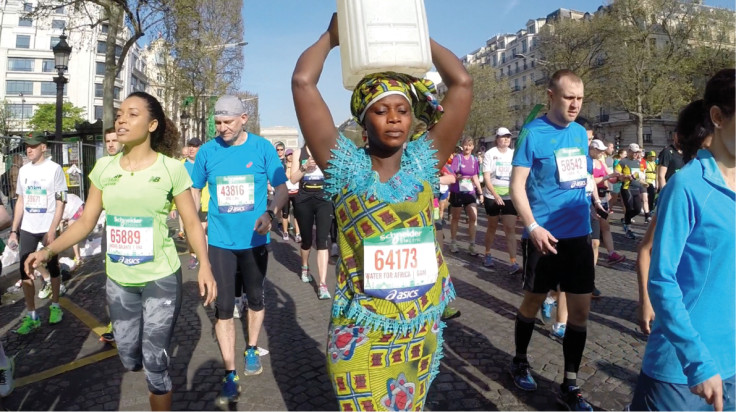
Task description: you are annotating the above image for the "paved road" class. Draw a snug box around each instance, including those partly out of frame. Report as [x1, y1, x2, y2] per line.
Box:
[0, 207, 649, 410]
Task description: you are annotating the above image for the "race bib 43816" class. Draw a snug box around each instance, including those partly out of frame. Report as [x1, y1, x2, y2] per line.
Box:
[216, 175, 254, 213]
[106, 215, 154, 266]
[363, 226, 439, 303]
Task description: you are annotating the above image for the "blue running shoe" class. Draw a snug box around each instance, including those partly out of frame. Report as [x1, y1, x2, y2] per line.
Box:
[244, 347, 263, 375]
[541, 301, 554, 324]
[552, 323, 566, 339]
[509, 361, 537, 391]
[215, 371, 240, 406]
[557, 385, 593, 411]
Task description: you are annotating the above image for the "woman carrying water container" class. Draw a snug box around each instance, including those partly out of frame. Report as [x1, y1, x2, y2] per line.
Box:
[292, 11, 472, 410]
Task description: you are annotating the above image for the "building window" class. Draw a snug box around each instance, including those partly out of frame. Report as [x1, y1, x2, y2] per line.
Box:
[23, 2, 32, 12]
[54, 5, 65, 14]
[512, 47, 517, 57]
[101, 24, 109, 34]
[95, 83, 103, 98]
[492, 55, 497, 66]
[528, 24, 535, 34]
[7, 58, 34, 72]
[41, 81, 65, 96]
[96, 61, 105, 75]
[156, 88, 163, 97]
[6, 80, 33, 95]
[115, 45, 122, 57]
[94, 105, 103, 120]
[50, 37, 60, 48]
[16, 35, 31, 49]
[8, 104, 33, 119]
[97, 41, 107, 54]
[51, 20, 66, 30]
[18, 17, 32, 26]
[114, 86, 121, 100]
[42, 59, 55, 72]
[522, 41, 527, 53]
[502, 54, 506, 64]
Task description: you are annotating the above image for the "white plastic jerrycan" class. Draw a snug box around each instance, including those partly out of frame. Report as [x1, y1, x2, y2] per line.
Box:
[337, 0, 432, 90]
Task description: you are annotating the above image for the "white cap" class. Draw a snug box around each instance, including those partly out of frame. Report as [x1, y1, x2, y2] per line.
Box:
[495, 127, 512, 137]
[590, 139, 607, 151]
[628, 143, 641, 153]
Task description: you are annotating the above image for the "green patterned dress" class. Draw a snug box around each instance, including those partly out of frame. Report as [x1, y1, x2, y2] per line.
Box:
[324, 134, 456, 411]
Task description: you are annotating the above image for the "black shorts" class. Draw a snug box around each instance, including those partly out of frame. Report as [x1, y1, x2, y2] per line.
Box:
[483, 198, 517, 217]
[209, 244, 268, 318]
[198, 210, 208, 222]
[521, 235, 594, 294]
[449, 192, 477, 208]
[590, 215, 600, 240]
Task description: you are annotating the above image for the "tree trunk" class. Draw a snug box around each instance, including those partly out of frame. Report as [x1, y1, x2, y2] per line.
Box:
[102, 2, 123, 135]
[636, 95, 644, 147]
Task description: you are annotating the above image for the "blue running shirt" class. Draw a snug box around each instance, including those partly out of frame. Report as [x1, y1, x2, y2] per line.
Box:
[512, 115, 592, 239]
[190, 133, 287, 250]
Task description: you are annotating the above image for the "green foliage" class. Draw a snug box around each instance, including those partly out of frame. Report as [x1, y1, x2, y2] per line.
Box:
[464, 65, 512, 139]
[28, 103, 86, 133]
[0, 100, 10, 136]
[537, 0, 735, 146]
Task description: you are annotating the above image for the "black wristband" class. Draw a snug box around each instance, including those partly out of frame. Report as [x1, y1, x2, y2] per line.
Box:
[10, 230, 17, 234]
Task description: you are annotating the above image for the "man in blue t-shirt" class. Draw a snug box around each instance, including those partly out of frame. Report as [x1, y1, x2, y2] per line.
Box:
[190, 95, 287, 404]
[508, 70, 595, 411]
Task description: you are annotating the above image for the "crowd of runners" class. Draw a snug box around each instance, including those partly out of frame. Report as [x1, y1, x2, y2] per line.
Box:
[0, 12, 733, 412]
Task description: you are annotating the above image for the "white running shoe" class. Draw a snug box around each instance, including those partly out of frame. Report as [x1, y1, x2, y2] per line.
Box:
[330, 243, 339, 257]
[0, 357, 15, 397]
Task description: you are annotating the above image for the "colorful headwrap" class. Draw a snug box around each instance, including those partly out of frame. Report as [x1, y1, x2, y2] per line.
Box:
[350, 72, 444, 140]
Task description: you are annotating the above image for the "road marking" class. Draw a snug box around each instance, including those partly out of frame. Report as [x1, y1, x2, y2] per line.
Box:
[14, 349, 118, 388]
[13, 297, 118, 388]
[59, 297, 109, 337]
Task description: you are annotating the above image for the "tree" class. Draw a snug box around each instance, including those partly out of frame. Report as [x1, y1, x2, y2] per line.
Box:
[464, 65, 512, 140]
[536, 11, 610, 104]
[163, 0, 244, 140]
[0, 101, 11, 137]
[28, 103, 86, 133]
[235, 92, 261, 136]
[30, 0, 170, 133]
[596, 0, 721, 146]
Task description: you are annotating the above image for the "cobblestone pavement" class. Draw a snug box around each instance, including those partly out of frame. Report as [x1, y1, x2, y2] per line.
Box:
[0, 205, 649, 410]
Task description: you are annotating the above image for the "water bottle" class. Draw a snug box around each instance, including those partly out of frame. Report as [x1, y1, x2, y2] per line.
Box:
[337, 0, 432, 90]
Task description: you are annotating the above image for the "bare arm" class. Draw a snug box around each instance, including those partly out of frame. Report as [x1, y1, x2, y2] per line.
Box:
[510, 166, 558, 254]
[657, 165, 668, 191]
[289, 148, 304, 184]
[426, 40, 473, 168]
[0, 202, 11, 231]
[292, 15, 339, 171]
[191, 187, 202, 213]
[25, 185, 103, 274]
[46, 199, 65, 244]
[439, 174, 455, 185]
[636, 214, 657, 334]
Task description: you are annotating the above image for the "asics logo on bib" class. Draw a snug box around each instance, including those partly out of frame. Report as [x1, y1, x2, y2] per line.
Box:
[568, 180, 587, 189]
[385, 289, 419, 301]
[113, 256, 142, 265]
[227, 205, 247, 213]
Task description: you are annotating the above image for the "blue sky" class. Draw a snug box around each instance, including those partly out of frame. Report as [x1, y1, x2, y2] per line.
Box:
[240, 0, 734, 132]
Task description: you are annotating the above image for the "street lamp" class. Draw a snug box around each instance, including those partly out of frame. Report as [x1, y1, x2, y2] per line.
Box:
[180, 111, 191, 146]
[52, 30, 72, 142]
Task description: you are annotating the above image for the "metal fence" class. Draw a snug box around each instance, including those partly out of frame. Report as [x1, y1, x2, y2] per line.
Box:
[0, 136, 101, 215]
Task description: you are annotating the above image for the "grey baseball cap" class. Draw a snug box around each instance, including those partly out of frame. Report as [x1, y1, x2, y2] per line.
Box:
[214, 95, 246, 117]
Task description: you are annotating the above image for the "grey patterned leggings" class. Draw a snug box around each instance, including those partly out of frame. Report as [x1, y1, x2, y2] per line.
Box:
[107, 270, 182, 395]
